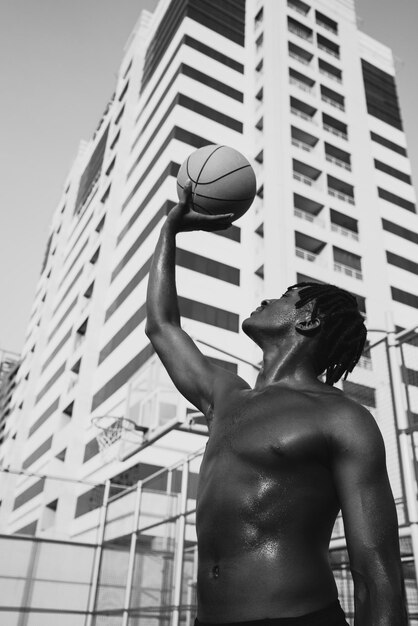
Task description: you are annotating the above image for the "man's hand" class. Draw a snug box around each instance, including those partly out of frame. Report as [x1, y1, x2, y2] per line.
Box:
[167, 180, 234, 232]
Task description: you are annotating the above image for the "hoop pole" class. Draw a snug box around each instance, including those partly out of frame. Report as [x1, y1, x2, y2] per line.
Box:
[172, 459, 189, 626]
[85, 479, 111, 626]
[122, 480, 143, 626]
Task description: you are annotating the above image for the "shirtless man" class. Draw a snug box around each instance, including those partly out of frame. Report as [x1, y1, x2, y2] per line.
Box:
[145, 183, 407, 626]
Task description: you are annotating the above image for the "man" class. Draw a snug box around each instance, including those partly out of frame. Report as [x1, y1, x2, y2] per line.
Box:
[145, 182, 407, 626]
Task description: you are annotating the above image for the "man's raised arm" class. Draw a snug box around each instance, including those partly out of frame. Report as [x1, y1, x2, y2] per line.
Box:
[145, 182, 234, 415]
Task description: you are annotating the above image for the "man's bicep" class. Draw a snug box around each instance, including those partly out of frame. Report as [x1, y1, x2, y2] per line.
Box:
[146, 323, 218, 414]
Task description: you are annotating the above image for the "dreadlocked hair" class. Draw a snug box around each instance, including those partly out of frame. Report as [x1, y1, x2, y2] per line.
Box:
[288, 281, 367, 386]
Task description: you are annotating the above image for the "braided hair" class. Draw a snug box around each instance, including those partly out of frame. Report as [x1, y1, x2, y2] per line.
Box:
[287, 281, 367, 386]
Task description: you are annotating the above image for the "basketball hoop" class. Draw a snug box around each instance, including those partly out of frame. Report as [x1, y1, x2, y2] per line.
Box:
[92, 415, 148, 462]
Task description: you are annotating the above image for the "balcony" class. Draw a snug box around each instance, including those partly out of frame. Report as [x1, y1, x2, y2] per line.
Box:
[288, 17, 313, 42]
[321, 94, 344, 111]
[288, 42, 313, 66]
[289, 69, 315, 94]
[287, 0, 311, 16]
[296, 247, 317, 262]
[327, 175, 354, 205]
[293, 159, 321, 189]
[294, 207, 325, 227]
[326, 154, 351, 171]
[331, 223, 359, 241]
[319, 59, 342, 84]
[334, 261, 362, 280]
[290, 96, 317, 124]
[295, 231, 326, 265]
[317, 34, 340, 59]
[316, 11, 338, 36]
[291, 126, 318, 153]
[330, 209, 358, 241]
[328, 188, 354, 204]
[322, 113, 347, 140]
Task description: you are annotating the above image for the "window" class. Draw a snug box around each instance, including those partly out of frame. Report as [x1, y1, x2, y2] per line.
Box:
[74, 127, 109, 214]
[13, 478, 45, 510]
[23, 436, 53, 469]
[114, 105, 125, 126]
[370, 132, 407, 156]
[391, 286, 418, 309]
[325, 143, 351, 170]
[381, 218, 418, 245]
[386, 251, 418, 275]
[118, 80, 129, 102]
[287, 0, 310, 16]
[327, 175, 354, 204]
[29, 398, 60, 437]
[110, 130, 120, 150]
[378, 188, 416, 213]
[318, 58, 342, 83]
[374, 160, 411, 184]
[288, 42, 313, 66]
[317, 34, 340, 58]
[291, 126, 318, 152]
[333, 246, 362, 279]
[315, 11, 338, 35]
[322, 113, 347, 139]
[293, 159, 321, 186]
[122, 59, 132, 79]
[343, 381, 376, 407]
[289, 68, 315, 93]
[320, 85, 344, 110]
[254, 7, 264, 28]
[256, 32, 264, 52]
[330, 209, 358, 240]
[176, 249, 240, 285]
[290, 96, 317, 122]
[361, 59, 403, 130]
[287, 16, 313, 41]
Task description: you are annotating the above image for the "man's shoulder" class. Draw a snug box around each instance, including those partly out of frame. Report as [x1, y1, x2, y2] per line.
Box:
[321, 391, 384, 457]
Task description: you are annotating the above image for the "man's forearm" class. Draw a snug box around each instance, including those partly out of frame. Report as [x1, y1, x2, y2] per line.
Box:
[353, 574, 408, 626]
[146, 220, 180, 332]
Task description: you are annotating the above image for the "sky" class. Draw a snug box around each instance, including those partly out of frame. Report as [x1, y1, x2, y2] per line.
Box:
[1, 0, 418, 354]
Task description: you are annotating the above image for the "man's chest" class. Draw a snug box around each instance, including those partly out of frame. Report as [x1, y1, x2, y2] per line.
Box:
[204, 389, 330, 470]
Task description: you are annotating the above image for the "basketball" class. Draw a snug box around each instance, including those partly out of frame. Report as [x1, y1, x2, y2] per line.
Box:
[176, 145, 257, 222]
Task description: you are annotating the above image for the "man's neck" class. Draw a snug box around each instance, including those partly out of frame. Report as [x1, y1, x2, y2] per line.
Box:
[254, 337, 319, 391]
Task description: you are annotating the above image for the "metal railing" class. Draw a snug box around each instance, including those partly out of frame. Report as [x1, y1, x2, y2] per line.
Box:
[294, 207, 325, 227]
[321, 94, 345, 111]
[295, 247, 318, 262]
[331, 222, 359, 241]
[328, 188, 355, 205]
[289, 76, 314, 93]
[323, 123, 347, 140]
[326, 153, 351, 171]
[334, 261, 362, 280]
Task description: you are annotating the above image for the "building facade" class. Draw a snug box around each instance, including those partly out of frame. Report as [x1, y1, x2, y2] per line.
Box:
[1, 0, 418, 614]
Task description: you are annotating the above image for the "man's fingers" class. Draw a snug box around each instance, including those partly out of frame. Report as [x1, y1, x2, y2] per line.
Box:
[179, 179, 193, 205]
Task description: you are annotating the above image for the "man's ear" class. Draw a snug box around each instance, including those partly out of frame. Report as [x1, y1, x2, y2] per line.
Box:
[295, 317, 321, 336]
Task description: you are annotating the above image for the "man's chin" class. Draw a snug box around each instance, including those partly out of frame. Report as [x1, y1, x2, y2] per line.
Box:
[241, 316, 255, 336]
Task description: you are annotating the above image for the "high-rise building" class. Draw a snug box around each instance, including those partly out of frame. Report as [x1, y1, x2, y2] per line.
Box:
[0, 0, 417, 594]
[0, 349, 20, 450]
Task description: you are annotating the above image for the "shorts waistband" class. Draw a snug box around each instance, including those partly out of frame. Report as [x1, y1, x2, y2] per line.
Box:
[194, 600, 348, 626]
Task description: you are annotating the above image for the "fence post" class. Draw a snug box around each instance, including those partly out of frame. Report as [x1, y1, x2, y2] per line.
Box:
[386, 330, 418, 581]
[171, 460, 189, 626]
[122, 481, 143, 626]
[85, 479, 111, 626]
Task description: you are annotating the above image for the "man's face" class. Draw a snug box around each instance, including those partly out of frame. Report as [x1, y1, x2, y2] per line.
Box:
[242, 286, 309, 340]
